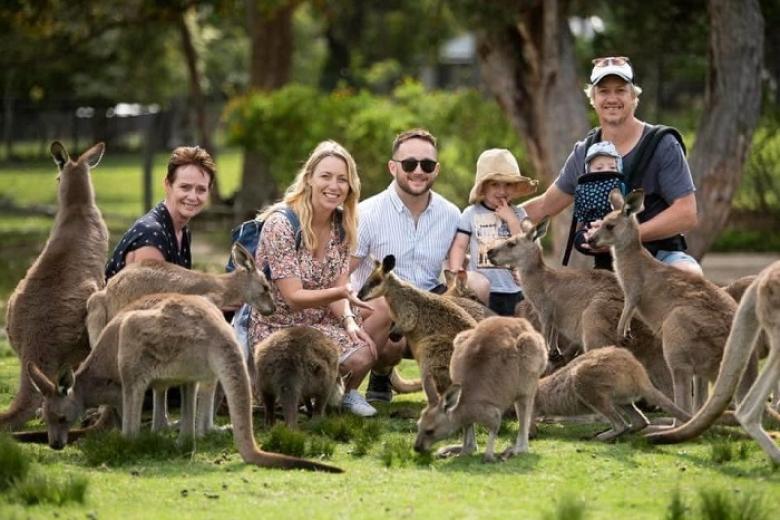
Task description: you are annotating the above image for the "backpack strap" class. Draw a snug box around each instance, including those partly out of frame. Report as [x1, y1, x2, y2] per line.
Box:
[562, 127, 601, 266]
[624, 125, 686, 188]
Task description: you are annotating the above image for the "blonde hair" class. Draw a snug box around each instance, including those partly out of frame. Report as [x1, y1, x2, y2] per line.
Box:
[260, 140, 359, 253]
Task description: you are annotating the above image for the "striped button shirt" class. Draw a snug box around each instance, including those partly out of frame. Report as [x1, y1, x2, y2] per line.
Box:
[351, 182, 460, 290]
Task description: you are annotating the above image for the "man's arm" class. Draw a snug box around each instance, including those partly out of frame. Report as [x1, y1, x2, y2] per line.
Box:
[521, 184, 574, 223]
[637, 192, 698, 241]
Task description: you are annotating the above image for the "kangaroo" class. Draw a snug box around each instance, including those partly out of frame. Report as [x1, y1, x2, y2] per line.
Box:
[487, 218, 673, 397]
[254, 326, 343, 429]
[31, 293, 341, 472]
[442, 269, 496, 321]
[84, 243, 275, 430]
[414, 316, 547, 462]
[357, 255, 477, 405]
[536, 347, 690, 441]
[3, 142, 109, 430]
[26, 294, 205, 448]
[647, 261, 780, 463]
[587, 189, 755, 415]
[86, 242, 274, 348]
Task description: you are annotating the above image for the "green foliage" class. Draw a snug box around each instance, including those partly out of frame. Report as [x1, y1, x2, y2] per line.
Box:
[223, 80, 529, 206]
[8, 469, 88, 506]
[78, 430, 186, 467]
[542, 493, 588, 520]
[379, 437, 415, 468]
[305, 436, 335, 459]
[261, 424, 307, 457]
[665, 488, 688, 520]
[697, 488, 767, 520]
[0, 435, 30, 492]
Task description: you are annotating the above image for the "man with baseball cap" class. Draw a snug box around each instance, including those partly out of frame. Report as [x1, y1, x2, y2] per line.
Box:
[522, 56, 701, 273]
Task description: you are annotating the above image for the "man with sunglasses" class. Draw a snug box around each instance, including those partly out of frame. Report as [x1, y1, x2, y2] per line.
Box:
[522, 56, 701, 274]
[349, 128, 465, 403]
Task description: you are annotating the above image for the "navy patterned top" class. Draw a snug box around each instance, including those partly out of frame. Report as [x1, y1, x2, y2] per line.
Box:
[105, 201, 191, 280]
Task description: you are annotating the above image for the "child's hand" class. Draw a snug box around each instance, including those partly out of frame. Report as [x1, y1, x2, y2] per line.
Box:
[494, 198, 518, 224]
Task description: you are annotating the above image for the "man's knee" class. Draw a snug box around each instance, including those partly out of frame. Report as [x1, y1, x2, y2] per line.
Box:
[655, 249, 703, 276]
[466, 271, 490, 304]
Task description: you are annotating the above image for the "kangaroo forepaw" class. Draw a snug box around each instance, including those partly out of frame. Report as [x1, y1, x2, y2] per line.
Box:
[435, 444, 467, 458]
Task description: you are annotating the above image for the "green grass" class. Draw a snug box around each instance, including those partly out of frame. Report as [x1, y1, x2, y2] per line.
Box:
[1, 147, 780, 517]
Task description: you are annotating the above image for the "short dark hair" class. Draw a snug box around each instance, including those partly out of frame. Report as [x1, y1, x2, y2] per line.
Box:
[391, 128, 437, 156]
[166, 146, 216, 188]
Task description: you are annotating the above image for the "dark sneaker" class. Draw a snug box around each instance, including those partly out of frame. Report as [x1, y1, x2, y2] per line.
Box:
[365, 370, 393, 402]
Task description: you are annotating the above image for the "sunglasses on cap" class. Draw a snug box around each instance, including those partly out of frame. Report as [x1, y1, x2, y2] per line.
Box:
[592, 56, 630, 67]
[391, 158, 438, 174]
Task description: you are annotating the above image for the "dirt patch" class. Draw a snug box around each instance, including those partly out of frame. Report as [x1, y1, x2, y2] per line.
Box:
[700, 252, 780, 286]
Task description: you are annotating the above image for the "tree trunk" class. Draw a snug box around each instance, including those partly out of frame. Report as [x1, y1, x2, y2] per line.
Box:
[178, 9, 222, 203]
[474, 0, 589, 262]
[235, 0, 297, 221]
[685, 0, 764, 259]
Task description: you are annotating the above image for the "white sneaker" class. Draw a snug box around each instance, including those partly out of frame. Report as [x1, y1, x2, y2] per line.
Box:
[342, 390, 377, 417]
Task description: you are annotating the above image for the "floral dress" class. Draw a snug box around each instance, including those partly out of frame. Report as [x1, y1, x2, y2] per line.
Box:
[249, 211, 366, 362]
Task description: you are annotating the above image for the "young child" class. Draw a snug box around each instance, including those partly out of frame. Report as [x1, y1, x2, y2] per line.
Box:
[447, 148, 538, 316]
[573, 140, 624, 266]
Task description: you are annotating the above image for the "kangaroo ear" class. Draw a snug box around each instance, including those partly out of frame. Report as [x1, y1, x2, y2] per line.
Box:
[26, 362, 58, 398]
[453, 329, 473, 351]
[519, 217, 535, 235]
[442, 384, 462, 413]
[608, 188, 625, 211]
[456, 270, 468, 287]
[382, 254, 396, 273]
[50, 141, 69, 170]
[531, 218, 550, 242]
[231, 242, 255, 272]
[81, 142, 105, 169]
[624, 189, 645, 216]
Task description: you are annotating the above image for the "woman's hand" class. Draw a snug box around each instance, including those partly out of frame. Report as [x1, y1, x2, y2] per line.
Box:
[342, 283, 373, 311]
[344, 318, 377, 361]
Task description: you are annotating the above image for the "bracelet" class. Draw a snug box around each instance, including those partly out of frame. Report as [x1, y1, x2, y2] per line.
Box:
[340, 313, 356, 324]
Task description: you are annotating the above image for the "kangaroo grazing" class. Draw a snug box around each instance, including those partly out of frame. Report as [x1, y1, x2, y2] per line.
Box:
[27, 294, 213, 448]
[414, 316, 547, 462]
[587, 189, 755, 415]
[647, 261, 780, 462]
[487, 218, 673, 397]
[254, 326, 343, 428]
[535, 347, 690, 441]
[36, 293, 341, 472]
[357, 255, 477, 405]
[442, 269, 496, 321]
[86, 243, 274, 348]
[3, 142, 109, 430]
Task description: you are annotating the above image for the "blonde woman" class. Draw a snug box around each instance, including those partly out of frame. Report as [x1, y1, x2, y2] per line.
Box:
[249, 141, 378, 417]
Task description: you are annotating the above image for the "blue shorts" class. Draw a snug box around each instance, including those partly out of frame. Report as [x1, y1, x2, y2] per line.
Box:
[655, 249, 700, 267]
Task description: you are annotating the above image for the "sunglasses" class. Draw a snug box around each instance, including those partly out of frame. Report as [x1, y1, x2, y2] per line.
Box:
[391, 158, 438, 174]
[592, 56, 630, 67]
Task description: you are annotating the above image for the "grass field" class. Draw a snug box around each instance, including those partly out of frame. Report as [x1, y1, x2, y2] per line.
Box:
[0, 148, 779, 519]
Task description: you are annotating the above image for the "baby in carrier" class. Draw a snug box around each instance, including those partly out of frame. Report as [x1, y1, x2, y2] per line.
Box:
[573, 141, 624, 268]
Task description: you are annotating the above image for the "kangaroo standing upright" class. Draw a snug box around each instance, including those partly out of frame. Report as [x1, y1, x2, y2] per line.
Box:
[414, 316, 547, 462]
[588, 189, 754, 415]
[3, 142, 108, 430]
[647, 261, 780, 463]
[357, 255, 477, 405]
[487, 218, 672, 396]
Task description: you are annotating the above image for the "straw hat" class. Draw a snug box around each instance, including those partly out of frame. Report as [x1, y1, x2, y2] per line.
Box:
[468, 148, 538, 204]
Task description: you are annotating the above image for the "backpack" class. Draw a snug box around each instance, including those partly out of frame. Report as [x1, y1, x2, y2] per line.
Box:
[562, 125, 686, 267]
[225, 205, 345, 358]
[225, 205, 345, 275]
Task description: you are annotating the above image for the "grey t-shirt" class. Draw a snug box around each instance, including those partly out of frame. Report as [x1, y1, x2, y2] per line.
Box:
[555, 124, 695, 223]
[457, 203, 527, 294]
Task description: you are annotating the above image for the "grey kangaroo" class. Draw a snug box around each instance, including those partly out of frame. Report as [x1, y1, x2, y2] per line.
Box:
[3, 142, 108, 430]
[414, 316, 547, 462]
[647, 261, 780, 463]
[587, 189, 754, 415]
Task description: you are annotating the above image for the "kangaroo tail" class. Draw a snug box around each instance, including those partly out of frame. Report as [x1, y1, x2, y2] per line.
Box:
[642, 383, 691, 423]
[390, 367, 421, 394]
[215, 338, 343, 473]
[646, 281, 761, 444]
[86, 290, 108, 349]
